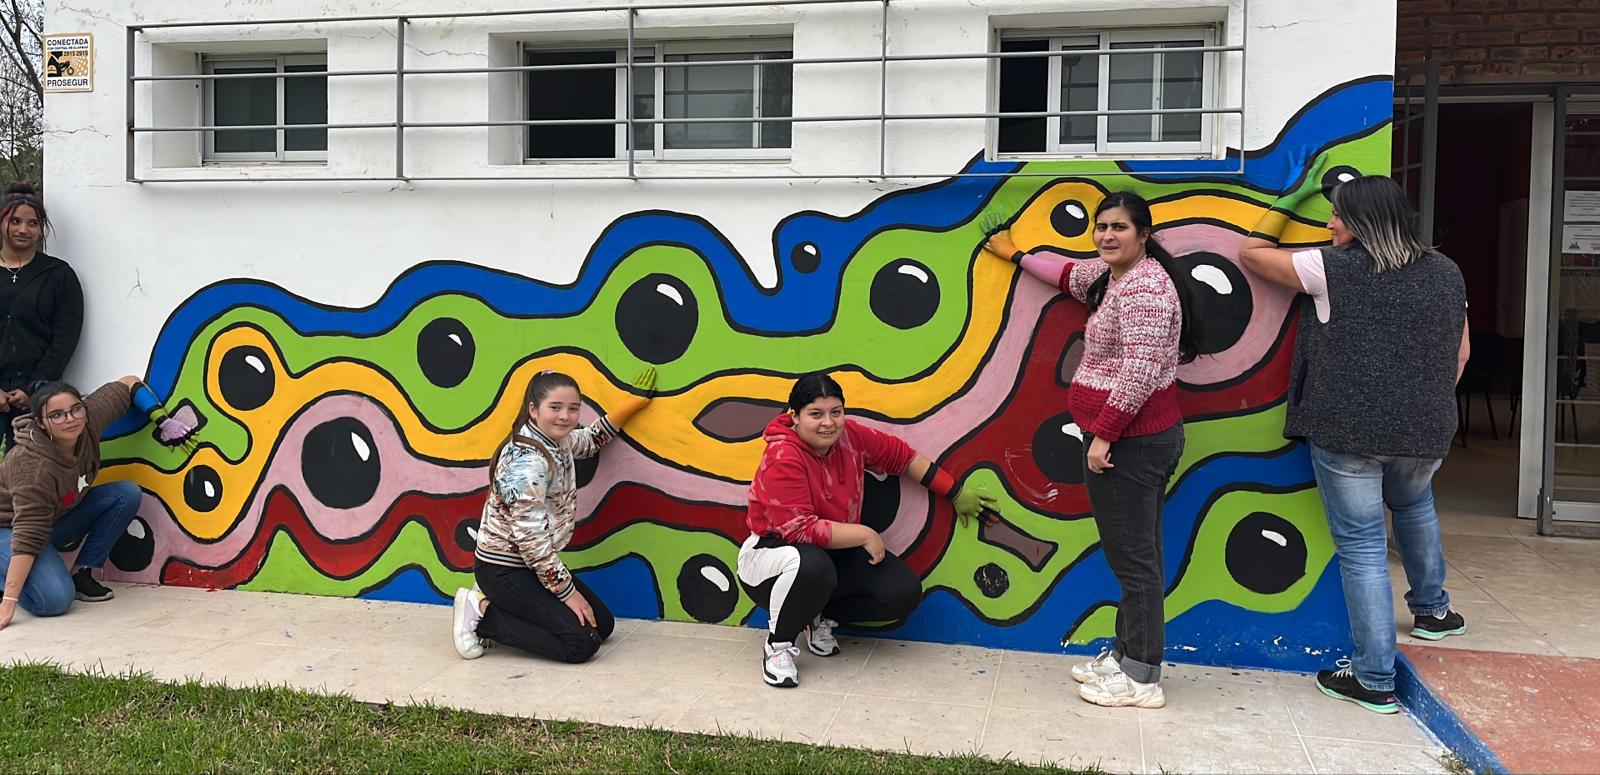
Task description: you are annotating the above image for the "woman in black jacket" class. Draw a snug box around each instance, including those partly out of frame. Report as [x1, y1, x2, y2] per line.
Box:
[0, 182, 83, 452]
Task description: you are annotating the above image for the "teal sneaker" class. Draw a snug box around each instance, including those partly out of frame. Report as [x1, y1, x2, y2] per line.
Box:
[1411, 610, 1467, 641]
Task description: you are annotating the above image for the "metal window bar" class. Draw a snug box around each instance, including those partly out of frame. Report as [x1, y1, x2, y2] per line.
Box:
[125, 0, 1250, 182]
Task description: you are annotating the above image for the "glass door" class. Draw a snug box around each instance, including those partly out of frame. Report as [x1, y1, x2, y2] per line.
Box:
[1540, 86, 1600, 535]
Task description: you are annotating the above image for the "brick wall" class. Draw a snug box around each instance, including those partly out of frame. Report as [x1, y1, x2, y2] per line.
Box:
[1396, 0, 1600, 83]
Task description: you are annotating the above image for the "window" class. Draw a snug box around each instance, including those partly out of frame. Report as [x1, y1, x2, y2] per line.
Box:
[996, 28, 1215, 156]
[202, 54, 328, 162]
[523, 40, 793, 161]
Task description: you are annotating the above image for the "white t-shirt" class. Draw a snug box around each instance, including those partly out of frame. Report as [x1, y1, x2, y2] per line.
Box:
[1291, 248, 1465, 324]
[1292, 249, 1333, 323]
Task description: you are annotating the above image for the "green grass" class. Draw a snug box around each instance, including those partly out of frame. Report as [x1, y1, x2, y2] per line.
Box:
[0, 664, 1098, 774]
[1438, 752, 1476, 775]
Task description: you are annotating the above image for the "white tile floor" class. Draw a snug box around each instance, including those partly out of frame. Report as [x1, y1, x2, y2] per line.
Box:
[0, 583, 1452, 774]
[1389, 464, 1600, 659]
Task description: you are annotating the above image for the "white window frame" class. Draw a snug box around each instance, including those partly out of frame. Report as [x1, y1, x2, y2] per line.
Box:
[993, 26, 1218, 159]
[201, 53, 328, 164]
[520, 38, 793, 163]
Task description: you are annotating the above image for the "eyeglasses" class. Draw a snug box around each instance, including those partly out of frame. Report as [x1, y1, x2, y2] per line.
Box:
[44, 404, 87, 424]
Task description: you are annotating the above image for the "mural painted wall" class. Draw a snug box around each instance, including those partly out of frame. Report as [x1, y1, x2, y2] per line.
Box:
[85, 75, 1393, 673]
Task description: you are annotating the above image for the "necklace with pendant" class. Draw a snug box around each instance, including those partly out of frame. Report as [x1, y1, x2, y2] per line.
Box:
[1, 255, 22, 282]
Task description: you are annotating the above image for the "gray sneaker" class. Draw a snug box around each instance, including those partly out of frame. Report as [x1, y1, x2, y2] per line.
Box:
[805, 615, 841, 657]
[1071, 647, 1120, 684]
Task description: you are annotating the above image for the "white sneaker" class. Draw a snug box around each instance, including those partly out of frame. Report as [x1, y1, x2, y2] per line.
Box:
[1070, 647, 1120, 684]
[762, 641, 800, 688]
[1078, 671, 1165, 708]
[805, 615, 841, 657]
[452, 586, 486, 660]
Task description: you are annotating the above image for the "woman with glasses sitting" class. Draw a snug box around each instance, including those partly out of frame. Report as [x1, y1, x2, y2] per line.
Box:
[0, 376, 198, 629]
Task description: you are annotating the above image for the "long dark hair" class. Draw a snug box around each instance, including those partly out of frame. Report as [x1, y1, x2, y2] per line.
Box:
[1328, 175, 1436, 273]
[489, 369, 579, 479]
[1, 182, 51, 249]
[787, 371, 845, 412]
[1083, 192, 1206, 364]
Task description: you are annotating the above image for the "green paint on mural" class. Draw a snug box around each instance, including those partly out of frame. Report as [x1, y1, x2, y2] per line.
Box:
[237, 519, 753, 626]
[239, 523, 470, 599]
[105, 133, 1384, 473]
[1066, 486, 1334, 644]
[922, 467, 1101, 623]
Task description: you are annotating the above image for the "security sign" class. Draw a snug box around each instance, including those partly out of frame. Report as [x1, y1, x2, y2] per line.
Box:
[43, 33, 93, 92]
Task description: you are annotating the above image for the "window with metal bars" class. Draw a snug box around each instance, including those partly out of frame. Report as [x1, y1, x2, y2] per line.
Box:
[996, 27, 1217, 157]
[522, 39, 793, 161]
[201, 54, 328, 162]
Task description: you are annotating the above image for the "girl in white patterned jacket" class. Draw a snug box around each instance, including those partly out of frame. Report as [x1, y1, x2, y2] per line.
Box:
[450, 367, 654, 663]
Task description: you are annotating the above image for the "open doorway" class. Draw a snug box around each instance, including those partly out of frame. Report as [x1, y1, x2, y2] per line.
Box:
[1397, 101, 1533, 522]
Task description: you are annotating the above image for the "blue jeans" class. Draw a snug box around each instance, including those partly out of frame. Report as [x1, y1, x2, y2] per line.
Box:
[1309, 442, 1450, 692]
[0, 480, 141, 616]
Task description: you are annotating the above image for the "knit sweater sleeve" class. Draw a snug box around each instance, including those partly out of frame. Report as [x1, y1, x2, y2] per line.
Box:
[1086, 274, 1180, 442]
[1061, 259, 1110, 304]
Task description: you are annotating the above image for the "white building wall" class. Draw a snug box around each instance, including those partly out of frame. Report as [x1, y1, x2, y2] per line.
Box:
[43, 0, 1392, 384]
[39, 0, 1400, 669]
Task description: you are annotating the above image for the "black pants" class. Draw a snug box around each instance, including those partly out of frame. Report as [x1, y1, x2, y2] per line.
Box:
[1083, 424, 1185, 684]
[736, 533, 922, 644]
[474, 560, 615, 664]
[0, 374, 31, 451]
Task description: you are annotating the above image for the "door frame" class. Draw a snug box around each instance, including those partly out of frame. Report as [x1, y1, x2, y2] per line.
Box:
[1538, 84, 1600, 538]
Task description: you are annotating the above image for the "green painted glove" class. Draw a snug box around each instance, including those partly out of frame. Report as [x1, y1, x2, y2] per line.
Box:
[951, 486, 999, 527]
[608, 367, 657, 428]
[1278, 152, 1332, 213]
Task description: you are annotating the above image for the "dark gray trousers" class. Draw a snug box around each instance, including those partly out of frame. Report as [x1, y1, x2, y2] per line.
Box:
[1083, 423, 1185, 684]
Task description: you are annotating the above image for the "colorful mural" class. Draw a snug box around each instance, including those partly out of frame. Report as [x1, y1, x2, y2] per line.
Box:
[98, 76, 1392, 671]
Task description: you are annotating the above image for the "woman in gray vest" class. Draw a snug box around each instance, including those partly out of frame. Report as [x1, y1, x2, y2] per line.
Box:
[1240, 168, 1470, 715]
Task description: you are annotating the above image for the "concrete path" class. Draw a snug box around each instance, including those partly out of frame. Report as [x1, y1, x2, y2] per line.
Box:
[1, 583, 1450, 774]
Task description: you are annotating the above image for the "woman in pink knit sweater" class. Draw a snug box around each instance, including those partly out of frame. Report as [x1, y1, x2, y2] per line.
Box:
[986, 191, 1203, 710]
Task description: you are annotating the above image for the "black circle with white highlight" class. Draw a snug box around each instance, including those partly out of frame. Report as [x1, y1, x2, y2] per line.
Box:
[870, 259, 940, 330]
[110, 517, 155, 573]
[1032, 412, 1085, 485]
[417, 317, 475, 388]
[218, 345, 275, 411]
[791, 241, 821, 274]
[301, 418, 382, 510]
[677, 553, 739, 623]
[1225, 512, 1308, 595]
[1051, 199, 1090, 238]
[616, 274, 698, 364]
[1181, 251, 1252, 355]
[183, 465, 224, 513]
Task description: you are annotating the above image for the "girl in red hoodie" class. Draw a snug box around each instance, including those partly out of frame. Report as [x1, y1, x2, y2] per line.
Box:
[740, 372, 997, 688]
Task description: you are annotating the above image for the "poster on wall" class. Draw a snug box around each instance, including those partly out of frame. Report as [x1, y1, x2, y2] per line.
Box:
[42, 33, 93, 92]
[1568, 191, 1600, 223]
[1565, 224, 1600, 255]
